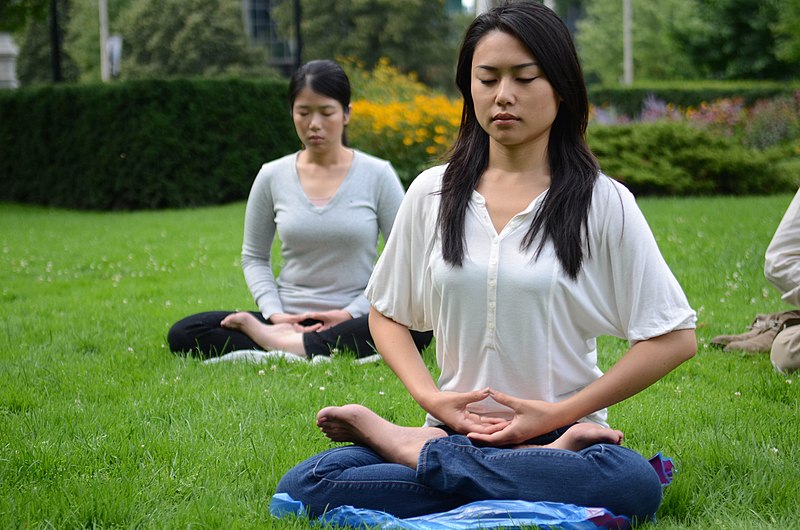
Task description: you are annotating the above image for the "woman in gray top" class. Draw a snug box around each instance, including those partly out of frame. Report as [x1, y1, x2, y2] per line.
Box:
[167, 60, 432, 359]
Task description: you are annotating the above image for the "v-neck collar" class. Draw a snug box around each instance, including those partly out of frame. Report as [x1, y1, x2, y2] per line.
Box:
[293, 150, 358, 212]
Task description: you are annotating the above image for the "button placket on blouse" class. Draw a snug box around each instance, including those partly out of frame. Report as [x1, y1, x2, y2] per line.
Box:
[486, 231, 500, 345]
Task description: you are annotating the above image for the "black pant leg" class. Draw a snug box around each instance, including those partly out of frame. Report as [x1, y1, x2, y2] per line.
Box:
[167, 310, 267, 358]
[302, 316, 433, 359]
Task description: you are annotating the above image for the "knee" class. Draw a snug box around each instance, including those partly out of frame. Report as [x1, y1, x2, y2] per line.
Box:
[771, 326, 800, 373]
[166, 318, 194, 354]
[275, 458, 330, 518]
[614, 448, 663, 522]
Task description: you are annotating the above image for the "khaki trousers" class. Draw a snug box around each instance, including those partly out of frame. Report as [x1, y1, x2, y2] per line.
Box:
[771, 324, 800, 373]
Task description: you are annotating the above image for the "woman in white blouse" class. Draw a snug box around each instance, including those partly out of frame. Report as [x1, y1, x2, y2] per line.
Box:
[277, 2, 697, 522]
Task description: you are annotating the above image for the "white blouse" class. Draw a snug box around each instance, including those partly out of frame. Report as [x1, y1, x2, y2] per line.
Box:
[365, 165, 696, 427]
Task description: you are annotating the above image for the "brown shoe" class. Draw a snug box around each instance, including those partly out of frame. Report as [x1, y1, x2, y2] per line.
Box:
[723, 310, 800, 354]
[711, 313, 773, 347]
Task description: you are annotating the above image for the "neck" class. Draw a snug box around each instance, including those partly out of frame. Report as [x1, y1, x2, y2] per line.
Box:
[300, 144, 350, 167]
[487, 139, 550, 180]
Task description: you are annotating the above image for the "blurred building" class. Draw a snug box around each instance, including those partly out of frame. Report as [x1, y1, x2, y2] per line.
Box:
[241, 0, 295, 75]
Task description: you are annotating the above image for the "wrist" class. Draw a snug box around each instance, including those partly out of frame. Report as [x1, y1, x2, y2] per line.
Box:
[414, 387, 442, 412]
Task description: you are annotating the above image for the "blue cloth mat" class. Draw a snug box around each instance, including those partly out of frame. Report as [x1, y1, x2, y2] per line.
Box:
[269, 453, 674, 530]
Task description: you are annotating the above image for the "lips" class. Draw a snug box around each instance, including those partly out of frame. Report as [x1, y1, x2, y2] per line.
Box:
[492, 113, 519, 122]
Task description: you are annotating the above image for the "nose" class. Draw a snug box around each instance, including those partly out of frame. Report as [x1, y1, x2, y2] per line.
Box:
[496, 78, 514, 106]
[309, 112, 322, 130]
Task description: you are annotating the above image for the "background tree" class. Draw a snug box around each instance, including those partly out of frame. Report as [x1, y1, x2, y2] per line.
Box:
[772, 0, 800, 64]
[64, 0, 136, 82]
[675, 0, 798, 79]
[0, 0, 48, 32]
[576, 0, 701, 85]
[14, 0, 78, 85]
[116, 0, 271, 79]
[272, 0, 462, 90]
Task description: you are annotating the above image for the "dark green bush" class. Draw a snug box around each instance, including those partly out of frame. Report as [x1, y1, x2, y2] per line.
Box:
[588, 122, 797, 195]
[0, 78, 296, 210]
[589, 81, 800, 118]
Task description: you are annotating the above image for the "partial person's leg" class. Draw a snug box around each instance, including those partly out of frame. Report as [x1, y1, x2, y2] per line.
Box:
[315, 404, 651, 520]
[303, 316, 433, 358]
[316, 404, 622, 467]
[276, 445, 470, 518]
[418, 436, 662, 522]
[771, 323, 800, 372]
[167, 311, 266, 358]
[220, 312, 307, 357]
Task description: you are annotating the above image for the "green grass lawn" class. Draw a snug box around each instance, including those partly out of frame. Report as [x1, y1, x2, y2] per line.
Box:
[1, 195, 798, 529]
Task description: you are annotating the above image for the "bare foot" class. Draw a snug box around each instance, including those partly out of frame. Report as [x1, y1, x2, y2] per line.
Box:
[316, 404, 447, 469]
[220, 312, 306, 357]
[516, 422, 623, 452]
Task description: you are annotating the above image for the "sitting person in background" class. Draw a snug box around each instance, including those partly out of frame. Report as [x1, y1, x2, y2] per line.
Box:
[764, 188, 800, 372]
[167, 59, 432, 360]
[712, 189, 800, 372]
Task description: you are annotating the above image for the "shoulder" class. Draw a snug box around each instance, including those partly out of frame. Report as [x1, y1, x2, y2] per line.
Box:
[352, 149, 396, 176]
[589, 173, 639, 218]
[592, 173, 634, 202]
[253, 152, 298, 183]
[406, 164, 445, 200]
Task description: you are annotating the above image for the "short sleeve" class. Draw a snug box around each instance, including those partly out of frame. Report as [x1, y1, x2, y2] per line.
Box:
[593, 178, 696, 341]
[365, 167, 442, 331]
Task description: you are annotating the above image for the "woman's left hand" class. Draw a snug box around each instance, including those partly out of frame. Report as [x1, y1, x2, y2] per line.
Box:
[300, 309, 353, 331]
[465, 389, 565, 446]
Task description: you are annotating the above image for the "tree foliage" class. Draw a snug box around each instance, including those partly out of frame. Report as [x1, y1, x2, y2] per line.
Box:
[772, 0, 800, 63]
[0, 0, 47, 32]
[115, 0, 271, 79]
[576, 0, 701, 85]
[14, 0, 78, 86]
[674, 0, 799, 80]
[577, 0, 800, 84]
[272, 0, 463, 90]
[64, 0, 138, 82]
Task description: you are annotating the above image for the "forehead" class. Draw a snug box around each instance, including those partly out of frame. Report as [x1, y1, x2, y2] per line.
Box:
[292, 86, 342, 109]
[472, 30, 537, 68]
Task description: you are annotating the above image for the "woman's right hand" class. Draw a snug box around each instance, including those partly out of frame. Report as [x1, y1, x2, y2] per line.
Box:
[421, 388, 510, 436]
[268, 313, 323, 332]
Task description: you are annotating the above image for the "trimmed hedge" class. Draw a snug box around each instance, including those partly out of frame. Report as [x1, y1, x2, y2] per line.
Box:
[2, 79, 796, 210]
[588, 122, 796, 195]
[589, 81, 800, 118]
[0, 78, 296, 210]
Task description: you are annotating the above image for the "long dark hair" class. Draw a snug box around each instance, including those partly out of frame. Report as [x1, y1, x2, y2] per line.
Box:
[289, 59, 352, 145]
[438, 1, 598, 280]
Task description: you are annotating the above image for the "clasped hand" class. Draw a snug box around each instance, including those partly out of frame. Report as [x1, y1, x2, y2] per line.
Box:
[269, 309, 352, 332]
[424, 388, 566, 446]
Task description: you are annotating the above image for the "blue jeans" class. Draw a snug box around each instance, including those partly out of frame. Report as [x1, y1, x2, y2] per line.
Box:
[276, 434, 663, 521]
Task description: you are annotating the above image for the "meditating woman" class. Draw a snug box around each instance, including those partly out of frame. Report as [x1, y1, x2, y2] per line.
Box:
[167, 60, 432, 360]
[276, 1, 696, 522]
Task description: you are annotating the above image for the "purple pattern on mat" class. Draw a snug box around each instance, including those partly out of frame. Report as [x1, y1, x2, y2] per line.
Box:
[648, 452, 675, 487]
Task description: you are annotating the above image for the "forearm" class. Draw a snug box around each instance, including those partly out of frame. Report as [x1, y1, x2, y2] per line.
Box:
[368, 306, 439, 404]
[556, 328, 697, 424]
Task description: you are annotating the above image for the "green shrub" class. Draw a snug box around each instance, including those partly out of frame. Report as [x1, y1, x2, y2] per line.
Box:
[589, 81, 800, 118]
[0, 78, 296, 210]
[588, 122, 797, 195]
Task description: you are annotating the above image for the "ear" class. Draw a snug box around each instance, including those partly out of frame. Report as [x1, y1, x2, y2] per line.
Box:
[343, 104, 352, 126]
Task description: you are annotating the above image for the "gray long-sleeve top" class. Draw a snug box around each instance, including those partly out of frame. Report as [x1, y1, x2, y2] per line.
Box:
[241, 150, 405, 319]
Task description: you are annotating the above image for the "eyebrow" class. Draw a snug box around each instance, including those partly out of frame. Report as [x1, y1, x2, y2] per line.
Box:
[475, 62, 539, 72]
[294, 104, 337, 109]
